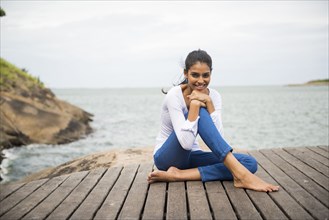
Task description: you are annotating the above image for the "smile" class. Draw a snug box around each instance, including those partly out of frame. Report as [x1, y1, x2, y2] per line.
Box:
[194, 84, 207, 90]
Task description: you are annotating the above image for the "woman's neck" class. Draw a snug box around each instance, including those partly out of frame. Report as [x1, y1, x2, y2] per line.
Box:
[181, 84, 192, 97]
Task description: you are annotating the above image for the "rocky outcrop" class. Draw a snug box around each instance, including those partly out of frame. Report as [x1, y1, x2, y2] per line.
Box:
[0, 58, 93, 151]
[20, 147, 154, 183]
[0, 92, 93, 148]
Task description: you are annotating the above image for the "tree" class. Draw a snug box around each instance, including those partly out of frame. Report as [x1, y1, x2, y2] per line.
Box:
[0, 7, 6, 17]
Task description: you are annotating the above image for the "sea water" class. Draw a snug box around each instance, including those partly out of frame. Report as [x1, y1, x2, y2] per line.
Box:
[1, 86, 328, 183]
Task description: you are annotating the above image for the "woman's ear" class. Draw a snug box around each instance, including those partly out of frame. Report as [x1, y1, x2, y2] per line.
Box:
[184, 69, 188, 78]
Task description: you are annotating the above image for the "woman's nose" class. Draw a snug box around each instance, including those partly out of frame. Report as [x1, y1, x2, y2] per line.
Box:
[197, 77, 204, 83]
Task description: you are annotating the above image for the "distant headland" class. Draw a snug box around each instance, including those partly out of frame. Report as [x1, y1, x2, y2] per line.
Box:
[287, 79, 329, 86]
[0, 58, 93, 151]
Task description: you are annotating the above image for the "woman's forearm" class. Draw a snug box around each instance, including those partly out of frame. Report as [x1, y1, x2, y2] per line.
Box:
[188, 100, 202, 121]
[205, 98, 215, 114]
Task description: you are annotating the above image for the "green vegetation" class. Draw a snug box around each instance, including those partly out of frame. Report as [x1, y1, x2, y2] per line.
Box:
[0, 7, 5, 17]
[306, 79, 329, 84]
[0, 58, 44, 90]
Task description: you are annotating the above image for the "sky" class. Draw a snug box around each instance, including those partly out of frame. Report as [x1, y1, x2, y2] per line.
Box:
[0, 1, 328, 88]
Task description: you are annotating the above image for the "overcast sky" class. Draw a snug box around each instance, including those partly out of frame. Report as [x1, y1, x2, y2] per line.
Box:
[1, 1, 328, 88]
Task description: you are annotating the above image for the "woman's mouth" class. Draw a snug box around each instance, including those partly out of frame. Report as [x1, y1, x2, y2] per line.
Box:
[194, 84, 207, 90]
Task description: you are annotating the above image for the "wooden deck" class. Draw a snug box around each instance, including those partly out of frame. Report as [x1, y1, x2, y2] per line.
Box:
[0, 146, 328, 220]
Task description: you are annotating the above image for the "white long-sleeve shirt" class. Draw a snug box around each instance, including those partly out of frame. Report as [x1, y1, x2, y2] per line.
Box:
[154, 86, 224, 155]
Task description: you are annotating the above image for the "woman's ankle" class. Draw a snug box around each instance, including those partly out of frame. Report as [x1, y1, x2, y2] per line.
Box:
[167, 167, 180, 181]
[224, 152, 252, 179]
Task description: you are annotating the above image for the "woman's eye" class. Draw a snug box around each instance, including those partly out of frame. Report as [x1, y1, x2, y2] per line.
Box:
[191, 74, 200, 78]
[202, 73, 210, 78]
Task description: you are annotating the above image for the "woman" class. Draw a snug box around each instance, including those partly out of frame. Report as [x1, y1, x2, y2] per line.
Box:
[148, 49, 279, 192]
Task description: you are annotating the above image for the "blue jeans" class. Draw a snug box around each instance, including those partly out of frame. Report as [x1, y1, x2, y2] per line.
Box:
[154, 108, 258, 181]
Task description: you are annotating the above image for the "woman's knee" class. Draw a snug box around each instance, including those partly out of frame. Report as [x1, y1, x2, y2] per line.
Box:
[199, 107, 210, 117]
[154, 154, 168, 171]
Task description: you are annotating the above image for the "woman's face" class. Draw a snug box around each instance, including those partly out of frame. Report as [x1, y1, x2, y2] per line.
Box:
[184, 62, 211, 91]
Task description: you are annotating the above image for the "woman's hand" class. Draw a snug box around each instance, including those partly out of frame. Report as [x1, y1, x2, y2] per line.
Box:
[188, 90, 215, 114]
[187, 90, 211, 104]
[190, 99, 206, 108]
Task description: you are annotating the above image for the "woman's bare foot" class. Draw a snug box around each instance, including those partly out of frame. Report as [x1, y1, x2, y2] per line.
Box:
[223, 152, 279, 192]
[233, 171, 279, 192]
[147, 167, 180, 183]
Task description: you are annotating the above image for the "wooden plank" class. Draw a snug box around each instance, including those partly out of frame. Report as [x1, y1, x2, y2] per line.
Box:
[142, 182, 166, 220]
[261, 149, 329, 207]
[272, 148, 329, 190]
[0, 175, 68, 220]
[22, 171, 88, 220]
[204, 181, 237, 220]
[186, 181, 212, 220]
[308, 146, 329, 160]
[166, 182, 187, 220]
[250, 150, 329, 220]
[0, 182, 26, 201]
[118, 163, 154, 220]
[69, 166, 122, 220]
[1, 146, 326, 220]
[319, 145, 329, 152]
[236, 149, 286, 219]
[251, 161, 313, 220]
[304, 147, 329, 166]
[237, 151, 288, 220]
[223, 181, 262, 220]
[0, 178, 48, 216]
[246, 189, 288, 220]
[94, 164, 139, 220]
[246, 187, 288, 220]
[47, 168, 106, 220]
[284, 147, 329, 177]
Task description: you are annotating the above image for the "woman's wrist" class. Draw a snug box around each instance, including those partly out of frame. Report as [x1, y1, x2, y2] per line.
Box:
[205, 99, 215, 114]
[190, 99, 202, 107]
[204, 97, 211, 104]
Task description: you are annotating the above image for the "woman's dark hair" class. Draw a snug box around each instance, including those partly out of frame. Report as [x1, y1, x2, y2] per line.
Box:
[185, 49, 212, 73]
[162, 49, 212, 94]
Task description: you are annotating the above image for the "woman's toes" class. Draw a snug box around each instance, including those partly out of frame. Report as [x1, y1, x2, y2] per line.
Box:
[150, 171, 159, 177]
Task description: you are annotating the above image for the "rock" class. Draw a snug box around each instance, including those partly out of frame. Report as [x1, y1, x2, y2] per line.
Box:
[19, 147, 154, 183]
[0, 58, 93, 151]
[0, 92, 93, 148]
